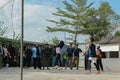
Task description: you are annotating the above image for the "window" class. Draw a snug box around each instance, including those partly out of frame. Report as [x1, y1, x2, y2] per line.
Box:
[109, 51, 119, 58]
[102, 51, 119, 58]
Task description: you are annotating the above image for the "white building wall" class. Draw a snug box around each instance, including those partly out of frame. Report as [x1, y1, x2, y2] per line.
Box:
[100, 44, 120, 72]
[102, 58, 120, 72]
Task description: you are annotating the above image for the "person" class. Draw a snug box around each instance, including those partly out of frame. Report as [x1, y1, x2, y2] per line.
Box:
[24, 45, 32, 67]
[95, 46, 104, 74]
[52, 46, 56, 67]
[72, 44, 82, 70]
[55, 41, 64, 67]
[8, 43, 15, 67]
[42, 44, 51, 70]
[3, 44, 10, 67]
[36, 45, 42, 69]
[0, 45, 3, 69]
[65, 43, 74, 69]
[31, 45, 38, 69]
[83, 37, 97, 74]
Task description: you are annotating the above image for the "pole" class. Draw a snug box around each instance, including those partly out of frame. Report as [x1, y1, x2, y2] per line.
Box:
[20, 0, 24, 80]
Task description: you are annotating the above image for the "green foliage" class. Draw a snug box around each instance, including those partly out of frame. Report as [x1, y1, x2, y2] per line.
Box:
[82, 1, 118, 41]
[0, 21, 7, 37]
[46, 0, 119, 42]
[51, 37, 59, 45]
[115, 30, 120, 36]
[46, 0, 94, 44]
[12, 34, 20, 50]
[0, 21, 8, 44]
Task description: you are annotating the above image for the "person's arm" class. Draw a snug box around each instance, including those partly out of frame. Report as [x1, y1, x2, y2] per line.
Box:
[83, 43, 91, 55]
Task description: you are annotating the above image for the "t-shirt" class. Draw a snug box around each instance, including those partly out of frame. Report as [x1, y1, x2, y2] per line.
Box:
[32, 47, 37, 58]
[67, 47, 74, 57]
[56, 47, 61, 54]
[74, 48, 82, 57]
[89, 43, 96, 57]
[3, 47, 8, 56]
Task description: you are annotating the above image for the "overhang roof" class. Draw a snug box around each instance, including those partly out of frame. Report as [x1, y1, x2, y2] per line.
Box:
[99, 36, 120, 44]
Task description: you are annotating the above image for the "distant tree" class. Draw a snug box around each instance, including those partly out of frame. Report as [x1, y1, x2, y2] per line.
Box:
[0, 21, 7, 44]
[115, 30, 120, 36]
[46, 0, 94, 44]
[0, 21, 7, 37]
[82, 2, 118, 41]
[51, 37, 59, 45]
[46, 0, 120, 42]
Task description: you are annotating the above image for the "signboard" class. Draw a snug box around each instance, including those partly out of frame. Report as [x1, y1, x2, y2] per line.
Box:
[100, 45, 119, 52]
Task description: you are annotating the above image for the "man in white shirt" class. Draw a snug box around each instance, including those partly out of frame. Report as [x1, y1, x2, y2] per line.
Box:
[55, 41, 64, 67]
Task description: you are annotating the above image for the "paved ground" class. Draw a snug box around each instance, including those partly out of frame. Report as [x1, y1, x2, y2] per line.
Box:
[0, 67, 120, 80]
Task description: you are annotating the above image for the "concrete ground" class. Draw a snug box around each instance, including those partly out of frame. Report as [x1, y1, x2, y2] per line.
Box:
[0, 67, 120, 80]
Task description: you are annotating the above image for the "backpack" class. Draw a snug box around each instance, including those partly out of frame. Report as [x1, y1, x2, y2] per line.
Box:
[96, 49, 102, 58]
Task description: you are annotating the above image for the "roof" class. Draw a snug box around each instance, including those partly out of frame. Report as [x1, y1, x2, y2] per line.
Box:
[99, 36, 120, 44]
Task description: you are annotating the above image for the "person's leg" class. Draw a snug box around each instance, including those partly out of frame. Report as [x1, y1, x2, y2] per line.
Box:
[58, 54, 62, 66]
[33, 58, 36, 69]
[3, 56, 6, 67]
[72, 57, 75, 69]
[55, 56, 58, 66]
[65, 57, 69, 69]
[99, 59, 104, 71]
[76, 57, 79, 70]
[42, 57, 45, 70]
[37, 57, 41, 69]
[69, 57, 73, 69]
[84, 57, 88, 70]
[0, 56, 2, 69]
[28, 57, 31, 67]
[96, 59, 100, 74]
[46, 57, 50, 69]
[52, 56, 56, 67]
[87, 60, 91, 74]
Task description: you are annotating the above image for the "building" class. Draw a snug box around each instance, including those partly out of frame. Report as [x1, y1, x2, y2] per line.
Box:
[98, 36, 120, 72]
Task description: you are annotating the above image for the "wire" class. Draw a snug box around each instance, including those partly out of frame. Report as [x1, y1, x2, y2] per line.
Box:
[0, 0, 12, 9]
[11, 0, 15, 39]
[0, 0, 15, 39]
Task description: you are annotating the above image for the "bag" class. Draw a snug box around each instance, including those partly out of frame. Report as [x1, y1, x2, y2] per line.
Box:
[96, 49, 102, 58]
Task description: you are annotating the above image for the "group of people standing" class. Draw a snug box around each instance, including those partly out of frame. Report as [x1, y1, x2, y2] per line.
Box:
[0, 38, 104, 74]
[0, 44, 16, 68]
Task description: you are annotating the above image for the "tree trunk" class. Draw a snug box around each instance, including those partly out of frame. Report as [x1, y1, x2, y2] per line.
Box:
[73, 33, 77, 45]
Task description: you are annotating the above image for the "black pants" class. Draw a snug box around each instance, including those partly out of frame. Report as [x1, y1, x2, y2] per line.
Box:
[56, 54, 62, 66]
[84, 57, 88, 70]
[96, 58, 103, 71]
[33, 58, 37, 69]
[37, 57, 41, 69]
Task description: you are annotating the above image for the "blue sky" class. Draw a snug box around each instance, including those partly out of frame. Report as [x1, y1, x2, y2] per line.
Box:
[24, 0, 120, 13]
[0, 0, 120, 43]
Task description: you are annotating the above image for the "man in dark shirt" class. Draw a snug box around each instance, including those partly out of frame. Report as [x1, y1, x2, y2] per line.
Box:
[65, 43, 74, 69]
[72, 44, 82, 70]
[42, 44, 50, 70]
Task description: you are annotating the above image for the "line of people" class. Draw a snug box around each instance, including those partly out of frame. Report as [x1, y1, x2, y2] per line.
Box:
[0, 38, 104, 74]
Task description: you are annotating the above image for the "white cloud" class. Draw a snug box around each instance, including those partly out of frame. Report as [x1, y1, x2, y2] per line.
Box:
[0, 1, 87, 43]
[23, 4, 62, 42]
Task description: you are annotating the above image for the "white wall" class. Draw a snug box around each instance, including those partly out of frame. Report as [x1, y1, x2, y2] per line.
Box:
[99, 44, 120, 72]
[102, 58, 120, 72]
